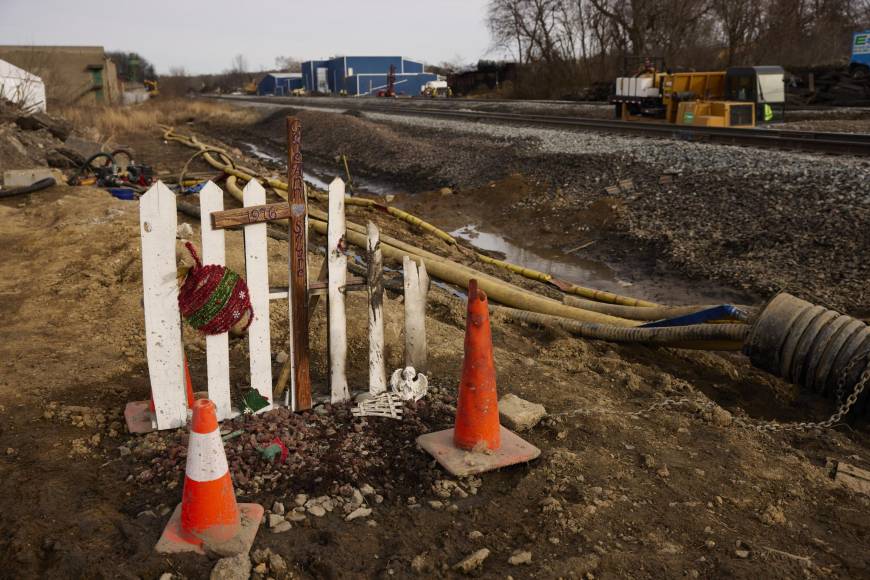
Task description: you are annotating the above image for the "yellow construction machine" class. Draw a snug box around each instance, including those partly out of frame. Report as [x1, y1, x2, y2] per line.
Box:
[612, 65, 785, 127]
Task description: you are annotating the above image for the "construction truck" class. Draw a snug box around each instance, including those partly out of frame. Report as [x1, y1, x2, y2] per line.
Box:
[612, 65, 786, 127]
[850, 30, 870, 78]
[421, 80, 452, 98]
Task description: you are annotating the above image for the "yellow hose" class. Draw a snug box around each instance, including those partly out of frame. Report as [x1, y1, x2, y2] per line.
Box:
[162, 126, 658, 309]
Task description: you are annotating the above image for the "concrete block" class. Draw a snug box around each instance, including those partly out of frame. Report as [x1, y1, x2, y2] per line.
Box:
[499, 394, 546, 432]
[2, 168, 63, 188]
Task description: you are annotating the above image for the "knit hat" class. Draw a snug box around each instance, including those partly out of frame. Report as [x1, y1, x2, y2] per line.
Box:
[177, 242, 253, 335]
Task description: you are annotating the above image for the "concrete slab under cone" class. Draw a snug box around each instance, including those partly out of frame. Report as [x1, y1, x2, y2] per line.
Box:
[417, 426, 541, 477]
[155, 503, 264, 556]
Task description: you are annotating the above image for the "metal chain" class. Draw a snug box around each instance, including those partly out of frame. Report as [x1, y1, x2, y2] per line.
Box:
[554, 354, 870, 432]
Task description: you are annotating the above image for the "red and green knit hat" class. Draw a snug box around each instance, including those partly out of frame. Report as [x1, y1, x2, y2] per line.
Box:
[178, 242, 253, 335]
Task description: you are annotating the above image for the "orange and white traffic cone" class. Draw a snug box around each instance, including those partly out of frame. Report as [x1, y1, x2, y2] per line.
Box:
[155, 399, 263, 555]
[125, 353, 196, 434]
[417, 279, 540, 476]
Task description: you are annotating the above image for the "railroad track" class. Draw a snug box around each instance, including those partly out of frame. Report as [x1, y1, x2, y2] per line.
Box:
[223, 96, 870, 156]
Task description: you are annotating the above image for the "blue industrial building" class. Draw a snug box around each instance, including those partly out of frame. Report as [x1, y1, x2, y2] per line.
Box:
[301, 56, 437, 96]
[257, 73, 304, 96]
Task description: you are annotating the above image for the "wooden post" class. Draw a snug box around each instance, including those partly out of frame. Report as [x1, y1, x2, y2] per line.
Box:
[139, 182, 187, 430]
[367, 222, 386, 395]
[403, 256, 429, 372]
[287, 117, 311, 410]
[328, 178, 349, 403]
[199, 181, 232, 420]
[243, 180, 273, 411]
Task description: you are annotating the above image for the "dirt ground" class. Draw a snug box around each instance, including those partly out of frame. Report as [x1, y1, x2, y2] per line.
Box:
[1, 101, 870, 579]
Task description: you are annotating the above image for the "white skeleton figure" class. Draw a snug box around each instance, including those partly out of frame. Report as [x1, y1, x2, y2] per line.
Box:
[390, 366, 428, 402]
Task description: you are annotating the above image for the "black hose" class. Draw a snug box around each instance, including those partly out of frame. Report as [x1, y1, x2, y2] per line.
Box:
[69, 152, 116, 185]
[494, 306, 749, 346]
[0, 177, 56, 199]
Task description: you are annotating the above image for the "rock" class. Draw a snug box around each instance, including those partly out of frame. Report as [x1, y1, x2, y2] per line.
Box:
[308, 505, 326, 517]
[453, 548, 490, 574]
[359, 483, 375, 496]
[760, 504, 786, 525]
[253, 562, 267, 574]
[439, 187, 454, 195]
[428, 500, 444, 510]
[350, 488, 365, 508]
[498, 394, 546, 431]
[468, 530, 484, 541]
[268, 514, 285, 528]
[271, 521, 292, 533]
[710, 406, 733, 427]
[269, 552, 288, 575]
[508, 550, 532, 565]
[272, 501, 285, 516]
[287, 511, 307, 523]
[657, 465, 670, 478]
[346, 507, 372, 521]
[276, 350, 289, 364]
[159, 574, 174, 580]
[176, 223, 194, 239]
[642, 454, 657, 469]
[705, 539, 716, 550]
[411, 554, 434, 574]
[294, 494, 307, 507]
[210, 554, 251, 580]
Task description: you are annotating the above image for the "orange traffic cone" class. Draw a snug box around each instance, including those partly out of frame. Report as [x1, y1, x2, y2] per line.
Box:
[417, 279, 540, 476]
[126, 353, 196, 434]
[156, 399, 263, 555]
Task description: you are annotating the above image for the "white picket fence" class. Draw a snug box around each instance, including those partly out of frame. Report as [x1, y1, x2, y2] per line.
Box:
[141, 179, 284, 429]
[139, 176, 426, 431]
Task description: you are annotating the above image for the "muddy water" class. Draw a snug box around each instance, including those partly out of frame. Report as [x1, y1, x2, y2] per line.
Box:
[241, 141, 399, 196]
[238, 141, 748, 308]
[451, 224, 630, 292]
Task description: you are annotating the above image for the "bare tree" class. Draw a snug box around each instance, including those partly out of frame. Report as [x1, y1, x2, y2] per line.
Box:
[231, 54, 248, 74]
[274, 56, 302, 72]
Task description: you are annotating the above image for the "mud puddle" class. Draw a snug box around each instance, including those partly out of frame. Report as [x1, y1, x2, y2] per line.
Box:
[242, 141, 399, 196]
[452, 223, 631, 293]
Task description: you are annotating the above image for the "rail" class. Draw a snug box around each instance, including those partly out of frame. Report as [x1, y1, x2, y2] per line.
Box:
[222, 95, 870, 156]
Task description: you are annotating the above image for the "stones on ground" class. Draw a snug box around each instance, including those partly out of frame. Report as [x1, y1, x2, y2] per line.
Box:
[453, 548, 490, 574]
[359, 483, 375, 496]
[271, 521, 292, 533]
[498, 394, 546, 432]
[307, 505, 326, 517]
[468, 530, 484, 541]
[286, 511, 307, 523]
[411, 554, 434, 574]
[210, 554, 251, 580]
[428, 500, 444, 510]
[709, 406, 733, 427]
[508, 550, 532, 565]
[760, 504, 786, 525]
[294, 494, 307, 507]
[346, 507, 372, 521]
[268, 514, 285, 528]
[272, 501, 285, 516]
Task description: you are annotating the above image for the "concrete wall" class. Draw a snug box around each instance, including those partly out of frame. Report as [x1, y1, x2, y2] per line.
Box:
[0, 45, 120, 106]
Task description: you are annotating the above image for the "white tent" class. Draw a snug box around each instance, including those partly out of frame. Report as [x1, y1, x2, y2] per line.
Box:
[0, 58, 46, 113]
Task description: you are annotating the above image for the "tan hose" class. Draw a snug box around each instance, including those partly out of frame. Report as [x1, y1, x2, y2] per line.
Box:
[492, 306, 745, 351]
[563, 295, 753, 321]
[162, 126, 656, 308]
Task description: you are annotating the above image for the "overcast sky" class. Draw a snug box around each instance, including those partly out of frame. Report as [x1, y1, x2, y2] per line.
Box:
[0, 0, 496, 74]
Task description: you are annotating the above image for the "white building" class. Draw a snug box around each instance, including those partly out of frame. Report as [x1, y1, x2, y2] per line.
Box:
[0, 58, 46, 112]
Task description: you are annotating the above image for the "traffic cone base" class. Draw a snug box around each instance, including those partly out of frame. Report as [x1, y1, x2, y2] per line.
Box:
[417, 425, 540, 477]
[156, 502, 263, 555]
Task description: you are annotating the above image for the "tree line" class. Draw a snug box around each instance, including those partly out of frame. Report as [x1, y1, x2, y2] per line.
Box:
[487, 0, 870, 97]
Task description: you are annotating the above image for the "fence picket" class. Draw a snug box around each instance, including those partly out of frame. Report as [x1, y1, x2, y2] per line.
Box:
[367, 222, 386, 395]
[199, 181, 232, 420]
[242, 180, 273, 410]
[140, 182, 187, 430]
[328, 178, 349, 403]
[403, 256, 429, 372]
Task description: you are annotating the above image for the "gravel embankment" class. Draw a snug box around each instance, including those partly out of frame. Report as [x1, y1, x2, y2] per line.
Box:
[359, 112, 869, 311]
[239, 106, 870, 312]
